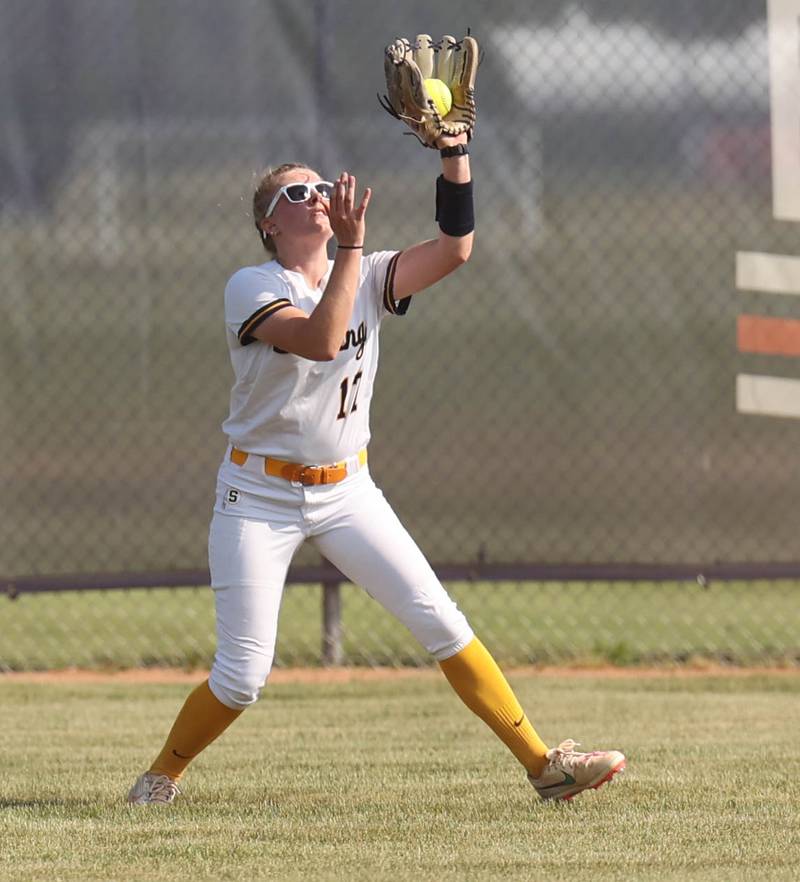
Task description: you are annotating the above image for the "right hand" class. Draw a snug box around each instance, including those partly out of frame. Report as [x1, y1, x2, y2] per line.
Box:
[328, 172, 371, 248]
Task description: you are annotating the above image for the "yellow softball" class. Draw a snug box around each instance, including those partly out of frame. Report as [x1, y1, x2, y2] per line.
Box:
[424, 78, 452, 117]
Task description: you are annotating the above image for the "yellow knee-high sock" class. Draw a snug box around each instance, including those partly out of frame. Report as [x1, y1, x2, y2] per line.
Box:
[149, 680, 242, 781]
[439, 638, 549, 777]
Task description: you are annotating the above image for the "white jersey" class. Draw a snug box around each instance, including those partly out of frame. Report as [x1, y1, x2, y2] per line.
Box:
[222, 250, 409, 464]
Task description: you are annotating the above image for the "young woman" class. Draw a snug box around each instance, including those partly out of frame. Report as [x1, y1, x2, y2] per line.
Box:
[128, 133, 625, 806]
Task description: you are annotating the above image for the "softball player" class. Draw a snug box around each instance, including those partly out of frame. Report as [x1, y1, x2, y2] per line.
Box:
[128, 132, 625, 806]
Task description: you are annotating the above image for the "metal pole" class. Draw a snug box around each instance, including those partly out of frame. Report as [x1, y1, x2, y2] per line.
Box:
[321, 580, 343, 666]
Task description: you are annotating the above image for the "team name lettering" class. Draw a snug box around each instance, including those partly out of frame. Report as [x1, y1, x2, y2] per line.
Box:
[340, 320, 367, 359]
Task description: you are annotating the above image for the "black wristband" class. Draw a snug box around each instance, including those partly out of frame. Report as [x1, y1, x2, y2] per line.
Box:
[440, 144, 469, 158]
[435, 175, 474, 237]
[337, 244, 363, 249]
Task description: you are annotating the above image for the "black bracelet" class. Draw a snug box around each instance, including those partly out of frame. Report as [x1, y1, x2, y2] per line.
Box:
[440, 144, 469, 158]
[337, 244, 363, 249]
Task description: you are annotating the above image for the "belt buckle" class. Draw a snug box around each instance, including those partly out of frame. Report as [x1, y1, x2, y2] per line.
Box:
[298, 465, 319, 486]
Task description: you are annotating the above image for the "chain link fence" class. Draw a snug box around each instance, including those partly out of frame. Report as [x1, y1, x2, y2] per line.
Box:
[2, 0, 800, 669]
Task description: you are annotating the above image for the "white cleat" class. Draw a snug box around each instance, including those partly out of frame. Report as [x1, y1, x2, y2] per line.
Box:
[127, 771, 181, 805]
[528, 739, 626, 801]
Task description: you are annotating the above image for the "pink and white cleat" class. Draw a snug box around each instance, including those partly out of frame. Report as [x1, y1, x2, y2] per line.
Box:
[528, 739, 626, 801]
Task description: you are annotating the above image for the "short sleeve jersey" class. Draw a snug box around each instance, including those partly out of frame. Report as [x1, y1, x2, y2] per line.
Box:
[222, 251, 409, 464]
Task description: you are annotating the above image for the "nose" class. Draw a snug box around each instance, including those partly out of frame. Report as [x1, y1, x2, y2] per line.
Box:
[309, 190, 328, 213]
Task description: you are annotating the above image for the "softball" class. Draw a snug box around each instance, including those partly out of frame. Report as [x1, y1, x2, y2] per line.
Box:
[424, 78, 452, 117]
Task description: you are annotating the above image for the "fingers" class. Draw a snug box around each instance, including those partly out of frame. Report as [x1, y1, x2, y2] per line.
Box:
[335, 173, 356, 214]
[331, 172, 350, 216]
[357, 187, 372, 218]
[332, 172, 370, 218]
[332, 172, 347, 215]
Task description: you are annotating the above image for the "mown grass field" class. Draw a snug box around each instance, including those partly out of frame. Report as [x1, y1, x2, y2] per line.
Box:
[1, 671, 798, 882]
[2, 579, 799, 671]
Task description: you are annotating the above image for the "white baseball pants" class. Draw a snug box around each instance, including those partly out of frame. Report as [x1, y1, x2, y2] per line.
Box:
[207, 452, 474, 709]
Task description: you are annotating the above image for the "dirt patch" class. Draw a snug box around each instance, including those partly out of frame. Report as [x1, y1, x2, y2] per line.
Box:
[1, 664, 797, 685]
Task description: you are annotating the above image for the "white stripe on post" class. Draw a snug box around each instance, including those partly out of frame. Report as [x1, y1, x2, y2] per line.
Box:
[736, 373, 800, 419]
[736, 251, 800, 295]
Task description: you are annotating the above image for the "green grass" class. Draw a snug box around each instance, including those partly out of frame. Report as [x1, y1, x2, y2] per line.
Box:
[0, 579, 795, 672]
[0, 581, 800, 670]
[1, 673, 798, 881]
[2, 580, 799, 672]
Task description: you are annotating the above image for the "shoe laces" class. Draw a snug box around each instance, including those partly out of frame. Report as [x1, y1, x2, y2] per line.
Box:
[547, 739, 583, 769]
[148, 774, 180, 803]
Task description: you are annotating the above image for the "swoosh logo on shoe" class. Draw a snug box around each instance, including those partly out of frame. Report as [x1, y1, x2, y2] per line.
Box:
[538, 772, 576, 790]
[513, 714, 525, 727]
[172, 749, 196, 759]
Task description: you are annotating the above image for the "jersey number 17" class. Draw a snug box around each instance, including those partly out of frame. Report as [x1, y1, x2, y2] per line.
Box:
[337, 371, 363, 420]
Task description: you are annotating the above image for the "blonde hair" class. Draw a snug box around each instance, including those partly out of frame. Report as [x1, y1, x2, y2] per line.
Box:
[252, 162, 313, 256]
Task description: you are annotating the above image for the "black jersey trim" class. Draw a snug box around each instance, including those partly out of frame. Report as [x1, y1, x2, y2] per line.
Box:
[382, 251, 412, 316]
[237, 299, 293, 345]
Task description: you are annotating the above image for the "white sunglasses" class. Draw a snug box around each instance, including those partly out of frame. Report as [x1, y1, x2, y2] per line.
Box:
[264, 180, 334, 219]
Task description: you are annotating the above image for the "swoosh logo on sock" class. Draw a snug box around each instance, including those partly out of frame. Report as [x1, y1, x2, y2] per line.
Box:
[538, 772, 576, 790]
[172, 749, 196, 760]
[513, 714, 525, 727]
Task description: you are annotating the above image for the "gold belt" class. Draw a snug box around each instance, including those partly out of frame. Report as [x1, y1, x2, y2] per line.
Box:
[230, 447, 367, 486]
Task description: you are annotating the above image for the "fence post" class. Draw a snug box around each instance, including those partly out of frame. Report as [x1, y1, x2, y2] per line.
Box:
[321, 580, 342, 666]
